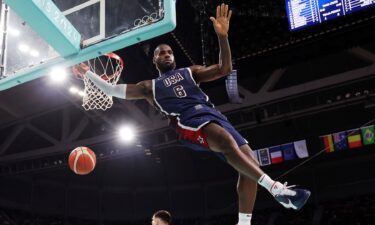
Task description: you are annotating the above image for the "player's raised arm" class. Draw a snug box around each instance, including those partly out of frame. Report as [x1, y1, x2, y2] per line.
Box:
[191, 3, 233, 83]
[72, 63, 148, 100]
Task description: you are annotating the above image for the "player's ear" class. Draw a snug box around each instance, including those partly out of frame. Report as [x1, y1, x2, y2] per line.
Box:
[152, 56, 156, 65]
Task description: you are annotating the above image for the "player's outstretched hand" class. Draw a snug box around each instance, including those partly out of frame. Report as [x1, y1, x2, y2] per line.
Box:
[72, 63, 90, 79]
[209, 3, 232, 38]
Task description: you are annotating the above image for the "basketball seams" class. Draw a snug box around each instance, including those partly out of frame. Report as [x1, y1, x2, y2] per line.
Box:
[73, 150, 82, 174]
[69, 146, 96, 175]
[82, 148, 96, 166]
[83, 148, 95, 172]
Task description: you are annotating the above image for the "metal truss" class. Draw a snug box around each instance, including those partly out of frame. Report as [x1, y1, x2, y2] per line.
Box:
[0, 47, 374, 168]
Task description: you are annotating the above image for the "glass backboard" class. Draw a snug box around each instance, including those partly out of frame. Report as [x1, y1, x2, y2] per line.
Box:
[0, 0, 176, 91]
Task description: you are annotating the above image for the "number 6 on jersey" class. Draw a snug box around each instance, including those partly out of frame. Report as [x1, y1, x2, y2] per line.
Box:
[173, 85, 187, 98]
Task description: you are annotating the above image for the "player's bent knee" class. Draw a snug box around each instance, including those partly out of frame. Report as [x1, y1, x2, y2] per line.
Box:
[217, 135, 237, 152]
[214, 135, 239, 154]
[204, 123, 238, 153]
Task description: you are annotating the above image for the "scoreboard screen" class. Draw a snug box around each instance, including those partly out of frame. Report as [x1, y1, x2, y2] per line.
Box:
[286, 0, 375, 30]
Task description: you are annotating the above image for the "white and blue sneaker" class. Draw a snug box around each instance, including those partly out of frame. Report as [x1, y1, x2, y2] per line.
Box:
[273, 183, 311, 210]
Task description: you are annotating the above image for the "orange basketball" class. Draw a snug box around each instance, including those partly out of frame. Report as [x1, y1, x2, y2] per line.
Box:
[68, 146, 96, 175]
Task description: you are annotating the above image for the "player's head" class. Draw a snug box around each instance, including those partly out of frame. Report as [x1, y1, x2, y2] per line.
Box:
[153, 44, 176, 74]
[152, 210, 172, 225]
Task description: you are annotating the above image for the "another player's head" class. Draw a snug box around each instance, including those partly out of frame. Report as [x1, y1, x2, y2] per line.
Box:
[153, 44, 176, 74]
[152, 210, 172, 225]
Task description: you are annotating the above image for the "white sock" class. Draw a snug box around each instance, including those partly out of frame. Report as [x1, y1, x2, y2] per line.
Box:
[238, 213, 252, 225]
[257, 174, 284, 196]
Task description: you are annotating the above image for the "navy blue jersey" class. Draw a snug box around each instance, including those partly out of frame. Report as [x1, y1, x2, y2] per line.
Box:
[153, 67, 214, 117]
[153, 67, 248, 147]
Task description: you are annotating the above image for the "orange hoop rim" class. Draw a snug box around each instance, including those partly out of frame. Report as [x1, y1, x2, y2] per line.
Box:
[73, 52, 124, 81]
[104, 52, 124, 68]
[98, 52, 124, 81]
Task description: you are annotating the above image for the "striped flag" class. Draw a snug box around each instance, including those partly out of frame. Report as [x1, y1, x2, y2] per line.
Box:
[361, 125, 375, 145]
[321, 134, 334, 153]
[225, 70, 243, 104]
[347, 128, 362, 149]
[269, 146, 283, 164]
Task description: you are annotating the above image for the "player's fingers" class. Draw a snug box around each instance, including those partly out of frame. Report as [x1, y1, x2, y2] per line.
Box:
[228, 10, 232, 21]
[72, 66, 78, 74]
[216, 5, 220, 18]
[220, 3, 224, 17]
[224, 4, 228, 17]
[72, 66, 83, 78]
[209, 17, 216, 24]
[79, 63, 88, 71]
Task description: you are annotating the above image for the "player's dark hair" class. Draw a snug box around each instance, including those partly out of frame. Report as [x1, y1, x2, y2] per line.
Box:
[153, 210, 172, 224]
[154, 43, 171, 56]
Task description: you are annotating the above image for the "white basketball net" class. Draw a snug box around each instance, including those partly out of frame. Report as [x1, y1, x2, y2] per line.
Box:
[81, 53, 123, 111]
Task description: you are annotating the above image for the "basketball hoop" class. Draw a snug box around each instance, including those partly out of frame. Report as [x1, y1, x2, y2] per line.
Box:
[78, 53, 124, 111]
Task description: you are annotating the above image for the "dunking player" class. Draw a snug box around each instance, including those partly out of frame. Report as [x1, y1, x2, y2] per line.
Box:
[73, 4, 310, 225]
[151, 210, 172, 225]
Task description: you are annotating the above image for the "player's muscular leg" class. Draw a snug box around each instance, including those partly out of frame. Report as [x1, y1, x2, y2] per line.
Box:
[202, 123, 263, 181]
[237, 145, 259, 213]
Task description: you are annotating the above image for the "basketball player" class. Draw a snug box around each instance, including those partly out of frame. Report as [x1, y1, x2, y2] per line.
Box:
[73, 4, 311, 225]
[152, 210, 172, 225]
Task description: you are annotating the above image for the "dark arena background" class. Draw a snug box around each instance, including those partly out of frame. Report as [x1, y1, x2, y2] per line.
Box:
[1, 0, 375, 224]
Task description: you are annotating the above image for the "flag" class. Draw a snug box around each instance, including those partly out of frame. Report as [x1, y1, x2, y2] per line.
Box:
[225, 70, 243, 104]
[347, 128, 362, 149]
[251, 150, 260, 163]
[321, 134, 334, 153]
[281, 143, 296, 161]
[333, 131, 348, 151]
[361, 125, 375, 145]
[269, 146, 283, 164]
[293, 140, 309, 158]
[257, 148, 271, 166]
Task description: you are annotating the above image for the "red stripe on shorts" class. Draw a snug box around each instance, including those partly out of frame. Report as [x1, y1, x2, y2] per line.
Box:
[176, 125, 209, 148]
